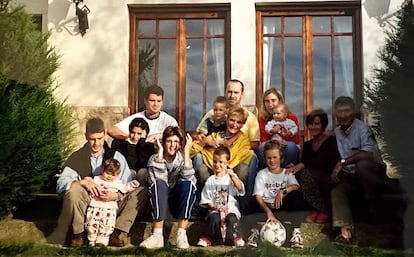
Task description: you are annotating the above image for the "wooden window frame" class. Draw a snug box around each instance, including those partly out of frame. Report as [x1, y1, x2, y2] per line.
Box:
[128, 4, 231, 128]
[255, 1, 362, 131]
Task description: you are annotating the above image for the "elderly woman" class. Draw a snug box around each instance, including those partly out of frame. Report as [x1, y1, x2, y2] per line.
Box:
[257, 88, 300, 169]
[286, 109, 340, 223]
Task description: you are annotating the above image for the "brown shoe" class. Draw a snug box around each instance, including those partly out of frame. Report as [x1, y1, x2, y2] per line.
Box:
[70, 233, 84, 247]
[108, 229, 125, 247]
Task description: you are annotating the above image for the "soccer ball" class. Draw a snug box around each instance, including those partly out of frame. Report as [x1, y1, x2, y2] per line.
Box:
[260, 221, 286, 247]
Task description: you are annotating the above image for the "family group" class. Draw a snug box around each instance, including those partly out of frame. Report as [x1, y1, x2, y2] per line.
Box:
[48, 79, 396, 249]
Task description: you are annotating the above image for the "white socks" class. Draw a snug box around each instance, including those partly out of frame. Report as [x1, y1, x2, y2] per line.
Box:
[153, 227, 163, 236]
[177, 228, 186, 237]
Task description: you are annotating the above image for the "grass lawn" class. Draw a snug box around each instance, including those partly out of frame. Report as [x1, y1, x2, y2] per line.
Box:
[0, 241, 408, 257]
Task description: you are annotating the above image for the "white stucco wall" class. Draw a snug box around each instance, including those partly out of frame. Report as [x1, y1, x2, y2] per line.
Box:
[16, 0, 405, 108]
[361, 0, 403, 80]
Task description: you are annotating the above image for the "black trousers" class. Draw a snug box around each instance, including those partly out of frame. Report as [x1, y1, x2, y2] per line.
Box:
[202, 212, 243, 244]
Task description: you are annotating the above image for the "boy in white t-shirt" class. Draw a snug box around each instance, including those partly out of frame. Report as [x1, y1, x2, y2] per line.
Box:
[253, 140, 308, 248]
[197, 146, 246, 247]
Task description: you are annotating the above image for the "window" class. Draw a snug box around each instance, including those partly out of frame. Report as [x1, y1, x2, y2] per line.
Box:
[256, 2, 362, 133]
[32, 14, 42, 31]
[129, 4, 230, 130]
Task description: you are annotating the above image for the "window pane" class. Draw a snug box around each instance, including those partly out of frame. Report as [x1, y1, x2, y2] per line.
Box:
[263, 17, 281, 34]
[335, 36, 353, 98]
[263, 37, 281, 90]
[207, 38, 225, 101]
[186, 19, 204, 35]
[334, 16, 352, 33]
[137, 39, 156, 111]
[207, 19, 224, 35]
[313, 37, 333, 128]
[284, 17, 302, 34]
[313, 17, 331, 33]
[186, 39, 203, 130]
[32, 15, 42, 31]
[138, 20, 156, 36]
[284, 37, 303, 127]
[138, 40, 156, 86]
[185, 36, 225, 131]
[158, 39, 177, 117]
[159, 20, 176, 36]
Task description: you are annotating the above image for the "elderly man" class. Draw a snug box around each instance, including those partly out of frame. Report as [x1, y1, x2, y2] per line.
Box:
[331, 96, 391, 243]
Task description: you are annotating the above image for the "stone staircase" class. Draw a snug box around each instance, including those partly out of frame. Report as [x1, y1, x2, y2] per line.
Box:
[1, 189, 408, 249]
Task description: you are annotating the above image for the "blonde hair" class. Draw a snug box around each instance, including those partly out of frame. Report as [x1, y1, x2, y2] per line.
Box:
[227, 106, 248, 123]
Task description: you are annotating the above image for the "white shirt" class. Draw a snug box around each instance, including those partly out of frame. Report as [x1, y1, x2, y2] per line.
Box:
[199, 174, 245, 219]
[89, 176, 135, 209]
[253, 168, 299, 208]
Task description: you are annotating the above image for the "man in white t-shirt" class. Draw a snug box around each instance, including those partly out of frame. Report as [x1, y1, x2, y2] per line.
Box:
[108, 85, 178, 143]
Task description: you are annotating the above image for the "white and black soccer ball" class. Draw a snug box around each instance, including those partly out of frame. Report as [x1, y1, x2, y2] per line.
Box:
[260, 221, 286, 247]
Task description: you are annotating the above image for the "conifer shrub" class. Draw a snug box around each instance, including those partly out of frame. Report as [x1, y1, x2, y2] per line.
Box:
[365, 0, 414, 179]
[0, 0, 58, 86]
[0, 1, 76, 218]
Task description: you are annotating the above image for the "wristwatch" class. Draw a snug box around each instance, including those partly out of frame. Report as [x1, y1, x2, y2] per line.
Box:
[282, 189, 288, 196]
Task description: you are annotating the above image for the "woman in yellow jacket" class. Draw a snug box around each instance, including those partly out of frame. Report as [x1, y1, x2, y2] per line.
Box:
[191, 107, 259, 214]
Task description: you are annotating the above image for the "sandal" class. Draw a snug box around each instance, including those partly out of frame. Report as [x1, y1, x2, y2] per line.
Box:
[335, 234, 352, 244]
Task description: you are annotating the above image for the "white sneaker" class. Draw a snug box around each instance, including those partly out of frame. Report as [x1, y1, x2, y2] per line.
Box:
[290, 228, 304, 249]
[139, 234, 164, 249]
[176, 233, 190, 249]
[247, 228, 259, 247]
[197, 237, 211, 247]
[234, 237, 245, 247]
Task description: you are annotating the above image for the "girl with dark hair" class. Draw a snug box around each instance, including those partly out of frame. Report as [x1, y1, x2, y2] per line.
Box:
[140, 126, 196, 249]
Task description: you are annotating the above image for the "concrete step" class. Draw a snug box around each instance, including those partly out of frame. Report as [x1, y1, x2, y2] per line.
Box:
[0, 216, 404, 249]
[8, 192, 408, 249]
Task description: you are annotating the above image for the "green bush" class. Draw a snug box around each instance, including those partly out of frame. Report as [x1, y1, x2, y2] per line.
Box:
[365, 0, 414, 178]
[0, 76, 73, 217]
[0, 1, 76, 218]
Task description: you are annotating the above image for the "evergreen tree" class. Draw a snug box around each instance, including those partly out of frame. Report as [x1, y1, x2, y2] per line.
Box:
[0, 1, 58, 86]
[365, 0, 414, 180]
[0, 0, 76, 217]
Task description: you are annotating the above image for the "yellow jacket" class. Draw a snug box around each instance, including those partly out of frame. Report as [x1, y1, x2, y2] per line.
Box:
[190, 132, 254, 169]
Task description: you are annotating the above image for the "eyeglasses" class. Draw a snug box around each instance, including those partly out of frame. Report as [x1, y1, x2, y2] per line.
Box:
[165, 139, 180, 145]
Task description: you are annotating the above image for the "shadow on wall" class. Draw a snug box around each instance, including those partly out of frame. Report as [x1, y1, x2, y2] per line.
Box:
[363, 0, 400, 27]
[48, 0, 80, 36]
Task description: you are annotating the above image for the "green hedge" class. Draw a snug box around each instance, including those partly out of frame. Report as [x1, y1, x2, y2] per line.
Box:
[0, 76, 70, 217]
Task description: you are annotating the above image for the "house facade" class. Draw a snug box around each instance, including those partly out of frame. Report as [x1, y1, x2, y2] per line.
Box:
[15, 0, 403, 146]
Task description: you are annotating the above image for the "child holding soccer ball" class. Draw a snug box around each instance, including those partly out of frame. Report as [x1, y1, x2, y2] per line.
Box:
[196, 146, 246, 247]
[253, 140, 308, 248]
